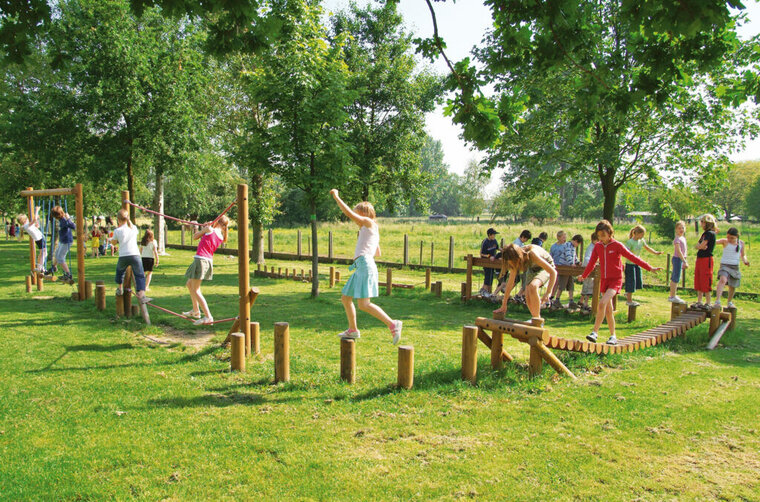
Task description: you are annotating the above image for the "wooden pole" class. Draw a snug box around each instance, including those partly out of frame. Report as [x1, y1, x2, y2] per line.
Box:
[403, 234, 408, 266]
[335, 271, 340, 282]
[250, 321, 260, 356]
[706, 321, 730, 350]
[529, 338, 577, 379]
[340, 338, 356, 384]
[181, 225, 185, 246]
[268, 228, 273, 254]
[461, 325, 478, 384]
[430, 242, 434, 265]
[670, 302, 686, 320]
[386, 268, 392, 296]
[665, 253, 671, 286]
[297, 229, 302, 259]
[448, 236, 454, 271]
[419, 240, 423, 265]
[25, 275, 32, 293]
[36, 273, 43, 292]
[465, 254, 473, 300]
[425, 268, 431, 289]
[708, 305, 721, 337]
[238, 184, 251, 353]
[230, 332, 245, 371]
[84, 280, 93, 300]
[491, 331, 504, 370]
[274, 322, 290, 383]
[397, 346, 414, 389]
[528, 318, 545, 377]
[726, 306, 737, 331]
[435, 281, 442, 297]
[329, 231, 333, 260]
[591, 269, 601, 322]
[329, 266, 335, 288]
[627, 304, 637, 323]
[115, 292, 125, 316]
[25, 187, 36, 276]
[123, 283, 132, 317]
[96, 281, 106, 311]
[75, 184, 86, 301]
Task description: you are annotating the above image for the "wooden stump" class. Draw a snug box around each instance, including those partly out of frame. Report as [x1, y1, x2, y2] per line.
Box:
[130, 305, 139, 317]
[627, 304, 637, 323]
[30, 272, 36, 285]
[425, 269, 431, 289]
[274, 322, 290, 383]
[95, 281, 106, 311]
[25, 275, 32, 293]
[528, 318, 546, 378]
[434, 281, 442, 297]
[115, 293, 125, 317]
[397, 346, 414, 389]
[726, 306, 737, 331]
[708, 306, 721, 337]
[335, 271, 340, 282]
[670, 302, 686, 320]
[491, 331, 504, 370]
[85, 280, 93, 300]
[123, 290, 132, 317]
[461, 325, 478, 384]
[460, 282, 466, 300]
[250, 321, 260, 356]
[329, 266, 335, 288]
[230, 332, 245, 371]
[340, 338, 356, 384]
[36, 274, 43, 292]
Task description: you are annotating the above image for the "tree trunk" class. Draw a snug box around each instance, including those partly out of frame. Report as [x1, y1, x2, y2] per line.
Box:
[126, 137, 135, 222]
[251, 172, 265, 264]
[601, 171, 618, 222]
[153, 167, 166, 255]
[310, 196, 319, 298]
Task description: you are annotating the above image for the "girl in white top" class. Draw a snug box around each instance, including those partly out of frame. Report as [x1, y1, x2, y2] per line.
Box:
[330, 189, 402, 344]
[714, 227, 750, 308]
[140, 229, 159, 291]
[668, 220, 688, 304]
[110, 209, 151, 304]
[17, 207, 46, 272]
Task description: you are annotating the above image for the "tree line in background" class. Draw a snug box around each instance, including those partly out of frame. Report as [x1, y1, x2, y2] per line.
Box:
[2, 0, 760, 296]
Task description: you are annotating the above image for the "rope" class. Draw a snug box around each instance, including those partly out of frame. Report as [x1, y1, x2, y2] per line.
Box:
[123, 198, 236, 228]
[63, 197, 72, 272]
[145, 303, 238, 324]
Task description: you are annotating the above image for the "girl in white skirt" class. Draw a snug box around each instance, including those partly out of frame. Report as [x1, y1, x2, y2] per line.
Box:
[330, 189, 402, 344]
[713, 227, 750, 308]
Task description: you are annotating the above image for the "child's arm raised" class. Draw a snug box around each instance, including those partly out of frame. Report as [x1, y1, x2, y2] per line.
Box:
[643, 242, 662, 255]
[330, 189, 372, 228]
[193, 225, 210, 240]
[715, 238, 728, 246]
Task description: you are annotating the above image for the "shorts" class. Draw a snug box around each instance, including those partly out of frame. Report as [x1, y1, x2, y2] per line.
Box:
[556, 274, 574, 294]
[35, 237, 46, 249]
[717, 263, 740, 288]
[671, 256, 683, 284]
[624, 263, 643, 293]
[525, 267, 550, 288]
[185, 257, 214, 281]
[581, 276, 595, 296]
[142, 257, 155, 272]
[694, 256, 713, 293]
[600, 276, 623, 295]
[342, 255, 379, 299]
[55, 241, 72, 264]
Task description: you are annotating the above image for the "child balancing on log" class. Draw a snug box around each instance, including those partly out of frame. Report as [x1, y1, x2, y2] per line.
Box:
[492, 242, 558, 321]
[330, 189, 402, 344]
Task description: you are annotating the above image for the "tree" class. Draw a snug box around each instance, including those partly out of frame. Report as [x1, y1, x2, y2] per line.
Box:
[521, 193, 559, 224]
[650, 185, 702, 236]
[700, 160, 760, 220]
[490, 186, 523, 223]
[746, 174, 760, 222]
[458, 159, 487, 219]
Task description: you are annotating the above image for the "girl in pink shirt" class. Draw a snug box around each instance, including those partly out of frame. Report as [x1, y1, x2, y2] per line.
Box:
[183, 215, 230, 325]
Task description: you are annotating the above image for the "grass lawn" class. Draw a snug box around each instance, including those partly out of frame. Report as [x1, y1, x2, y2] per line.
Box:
[1, 238, 759, 500]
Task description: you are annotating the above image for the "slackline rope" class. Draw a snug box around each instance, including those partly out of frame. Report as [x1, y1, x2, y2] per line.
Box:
[123, 199, 236, 228]
[145, 302, 238, 324]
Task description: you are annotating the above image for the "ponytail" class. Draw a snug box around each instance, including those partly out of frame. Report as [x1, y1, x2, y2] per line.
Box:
[117, 209, 132, 228]
[629, 225, 645, 239]
[216, 215, 230, 243]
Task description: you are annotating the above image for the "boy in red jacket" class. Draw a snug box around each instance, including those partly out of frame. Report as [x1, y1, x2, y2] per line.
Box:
[579, 220, 662, 345]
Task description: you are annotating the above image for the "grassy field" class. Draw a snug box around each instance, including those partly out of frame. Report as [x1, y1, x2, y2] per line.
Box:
[1, 238, 759, 500]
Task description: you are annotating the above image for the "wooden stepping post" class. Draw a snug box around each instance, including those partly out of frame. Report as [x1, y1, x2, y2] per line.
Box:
[130, 305, 139, 317]
[397, 346, 414, 389]
[627, 303, 637, 323]
[30, 272, 36, 285]
[340, 338, 356, 384]
[386, 268, 392, 296]
[434, 281, 442, 297]
[461, 325, 478, 384]
[528, 318, 545, 377]
[670, 302, 687, 320]
[460, 282, 466, 300]
[335, 271, 341, 282]
[115, 292, 125, 317]
[85, 280, 93, 300]
[491, 331, 504, 370]
[726, 306, 737, 331]
[123, 289, 132, 317]
[329, 266, 335, 288]
[95, 281, 106, 311]
[708, 306, 721, 337]
[274, 322, 290, 383]
[25, 275, 32, 293]
[36, 274, 43, 292]
[425, 269, 431, 290]
[250, 321, 260, 356]
[230, 332, 245, 371]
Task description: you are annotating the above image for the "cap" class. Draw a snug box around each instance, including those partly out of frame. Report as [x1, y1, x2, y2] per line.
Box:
[487, 228, 499, 235]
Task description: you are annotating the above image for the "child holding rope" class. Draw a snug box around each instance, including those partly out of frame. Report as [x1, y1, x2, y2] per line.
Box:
[579, 220, 662, 345]
[330, 189, 403, 344]
[17, 207, 46, 272]
[183, 215, 230, 325]
[140, 229, 159, 292]
[493, 243, 557, 320]
[713, 227, 750, 308]
[110, 209, 151, 305]
[50, 205, 75, 282]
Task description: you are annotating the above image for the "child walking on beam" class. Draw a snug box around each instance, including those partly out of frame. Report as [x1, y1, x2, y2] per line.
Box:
[330, 189, 402, 344]
[110, 209, 152, 305]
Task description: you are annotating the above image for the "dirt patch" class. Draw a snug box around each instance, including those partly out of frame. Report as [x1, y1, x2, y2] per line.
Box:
[143, 326, 217, 349]
[32, 296, 55, 300]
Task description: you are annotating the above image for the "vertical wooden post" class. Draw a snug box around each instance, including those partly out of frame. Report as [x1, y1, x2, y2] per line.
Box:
[465, 254, 473, 300]
[230, 332, 245, 372]
[328, 231, 333, 260]
[36, 274, 44, 291]
[461, 325, 478, 384]
[297, 229, 302, 259]
[419, 240, 423, 265]
[340, 338, 356, 384]
[397, 346, 414, 389]
[448, 236, 454, 272]
[528, 318, 545, 377]
[25, 275, 32, 293]
[250, 321, 260, 356]
[96, 281, 106, 311]
[425, 268, 431, 290]
[74, 184, 86, 301]
[627, 304, 637, 323]
[491, 331, 504, 370]
[329, 266, 335, 288]
[403, 234, 408, 266]
[665, 253, 671, 286]
[335, 271, 340, 282]
[670, 302, 685, 321]
[386, 268, 392, 296]
[435, 281, 442, 297]
[726, 306, 737, 331]
[181, 225, 185, 246]
[26, 187, 36, 275]
[682, 264, 686, 288]
[120, 190, 133, 310]
[123, 283, 132, 317]
[461, 282, 467, 300]
[84, 280, 93, 300]
[708, 305, 721, 337]
[430, 242, 434, 265]
[115, 292, 125, 316]
[238, 184, 251, 353]
[274, 322, 290, 383]
[267, 228, 273, 254]
[591, 269, 601, 321]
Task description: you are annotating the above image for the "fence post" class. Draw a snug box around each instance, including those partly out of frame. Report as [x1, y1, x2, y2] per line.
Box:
[329, 231, 333, 260]
[297, 229, 302, 259]
[430, 242, 434, 266]
[268, 229, 273, 254]
[274, 322, 290, 383]
[461, 325, 478, 384]
[403, 234, 408, 266]
[665, 254, 670, 286]
[448, 236, 454, 272]
[419, 240, 423, 265]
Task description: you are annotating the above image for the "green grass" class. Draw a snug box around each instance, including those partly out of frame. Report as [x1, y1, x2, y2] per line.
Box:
[1, 238, 759, 500]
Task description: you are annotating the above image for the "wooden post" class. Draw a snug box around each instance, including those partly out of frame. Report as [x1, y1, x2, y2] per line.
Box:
[329, 266, 335, 288]
[461, 325, 478, 384]
[277, 267, 282, 278]
[297, 229, 302, 259]
[25, 275, 32, 293]
[96, 281, 106, 311]
[528, 318, 545, 377]
[329, 231, 333, 260]
[386, 268, 392, 296]
[403, 234, 409, 266]
[435, 281, 442, 297]
[274, 322, 290, 383]
[340, 338, 356, 384]
[665, 253, 671, 285]
[30, 270, 36, 286]
[726, 306, 737, 331]
[250, 321, 260, 356]
[335, 271, 340, 282]
[627, 304, 637, 323]
[708, 306, 721, 337]
[26, 187, 36, 276]
[75, 183, 86, 301]
[397, 346, 414, 389]
[448, 236, 454, 272]
[465, 254, 473, 300]
[425, 269, 431, 289]
[268, 228, 273, 254]
[460, 282, 467, 300]
[181, 225, 185, 246]
[430, 242, 434, 265]
[115, 292, 125, 317]
[230, 332, 245, 372]
[84, 280, 93, 300]
[591, 269, 601, 322]
[670, 302, 686, 320]
[131, 305, 139, 317]
[123, 285, 132, 317]
[491, 331, 504, 370]
[36, 274, 43, 292]
[419, 240, 423, 265]
[238, 184, 251, 352]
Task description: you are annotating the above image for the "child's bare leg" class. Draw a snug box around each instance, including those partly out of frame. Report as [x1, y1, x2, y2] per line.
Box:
[715, 276, 727, 303]
[626, 292, 633, 303]
[357, 298, 393, 329]
[727, 286, 736, 304]
[525, 281, 542, 318]
[669, 281, 677, 298]
[605, 298, 616, 336]
[186, 279, 200, 313]
[195, 288, 211, 318]
[145, 271, 153, 290]
[593, 289, 616, 333]
[341, 295, 358, 331]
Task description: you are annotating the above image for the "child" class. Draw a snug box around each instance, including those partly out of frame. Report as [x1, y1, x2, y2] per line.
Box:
[110, 209, 151, 305]
[624, 225, 662, 307]
[98, 218, 107, 256]
[50, 206, 75, 282]
[548, 231, 567, 307]
[183, 215, 230, 325]
[90, 224, 101, 258]
[531, 231, 548, 247]
[493, 243, 557, 320]
[558, 234, 582, 309]
[478, 228, 501, 297]
[579, 232, 598, 313]
[511, 229, 532, 302]
[330, 189, 402, 344]
[693, 214, 718, 309]
[140, 229, 159, 292]
[579, 220, 661, 345]
[17, 207, 46, 272]
[668, 221, 688, 304]
[713, 227, 750, 308]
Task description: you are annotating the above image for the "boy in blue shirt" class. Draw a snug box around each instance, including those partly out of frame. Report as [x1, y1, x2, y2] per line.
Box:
[479, 228, 500, 297]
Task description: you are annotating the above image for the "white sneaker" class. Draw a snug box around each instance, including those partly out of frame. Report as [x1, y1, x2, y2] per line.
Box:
[713, 301, 721, 309]
[667, 296, 677, 303]
[606, 335, 618, 345]
[193, 317, 213, 325]
[338, 329, 360, 339]
[727, 302, 736, 308]
[139, 296, 153, 304]
[586, 332, 598, 343]
[182, 310, 201, 319]
[391, 320, 402, 345]
[673, 296, 686, 304]
[626, 301, 640, 307]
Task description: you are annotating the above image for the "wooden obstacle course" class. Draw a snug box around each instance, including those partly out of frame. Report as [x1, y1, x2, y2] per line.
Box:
[274, 322, 290, 383]
[397, 346, 414, 389]
[95, 281, 106, 311]
[340, 338, 356, 383]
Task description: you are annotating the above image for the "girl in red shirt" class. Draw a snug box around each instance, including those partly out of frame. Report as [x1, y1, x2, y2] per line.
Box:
[579, 220, 662, 345]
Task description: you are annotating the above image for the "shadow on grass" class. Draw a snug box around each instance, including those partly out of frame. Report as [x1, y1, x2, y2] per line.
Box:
[145, 391, 302, 409]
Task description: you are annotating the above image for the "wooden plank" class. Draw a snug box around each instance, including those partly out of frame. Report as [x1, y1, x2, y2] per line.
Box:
[19, 187, 76, 197]
[475, 317, 550, 344]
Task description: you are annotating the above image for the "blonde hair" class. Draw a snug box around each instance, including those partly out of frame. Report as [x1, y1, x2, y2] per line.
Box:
[499, 243, 531, 279]
[700, 214, 717, 232]
[116, 209, 133, 228]
[214, 215, 230, 243]
[629, 225, 645, 239]
[354, 201, 376, 220]
[674, 220, 685, 232]
[16, 214, 28, 225]
[556, 230, 566, 239]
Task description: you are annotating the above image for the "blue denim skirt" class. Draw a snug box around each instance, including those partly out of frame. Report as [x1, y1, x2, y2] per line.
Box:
[341, 255, 379, 299]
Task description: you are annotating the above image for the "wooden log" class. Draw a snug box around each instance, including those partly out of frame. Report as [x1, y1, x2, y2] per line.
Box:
[434, 281, 442, 297]
[670, 302, 687, 320]
[278, 267, 282, 278]
[529, 337, 577, 379]
[465, 254, 473, 300]
[627, 304, 637, 323]
[297, 229, 302, 259]
[274, 322, 290, 383]
[329, 266, 335, 288]
[397, 346, 414, 389]
[706, 321, 730, 350]
[335, 271, 340, 282]
[96, 281, 106, 311]
[25, 275, 32, 293]
[425, 269, 431, 289]
[230, 332, 245, 371]
[268, 228, 273, 254]
[115, 293, 125, 317]
[250, 321, 260, 356]
[477, 327, 513, 362]
[419, 240, 424, 265]
[131, 305, 139, 317]
[84, 280, 93, 300]
[386, 268, 392, 296]
[528, 338, 543, 377]
[448, 236, 454, 271]
[430, 242, 434, 265]
[725, 306, 737, 331]
[461, 325, 478, 384]
[328, 231, 333, 259]
[123, 288, 132, 317]
[36, 273, 43, 291]
[340, 338, 356, 384]
[20, 187, 77, 197]
[475, 317, 550, 344]
[460, 282, 467, 300]
[491, 331, 504, 370]
[708, 306, 721, 337]
[30, 271, 36, 285]
[403, 234, 408, 266]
